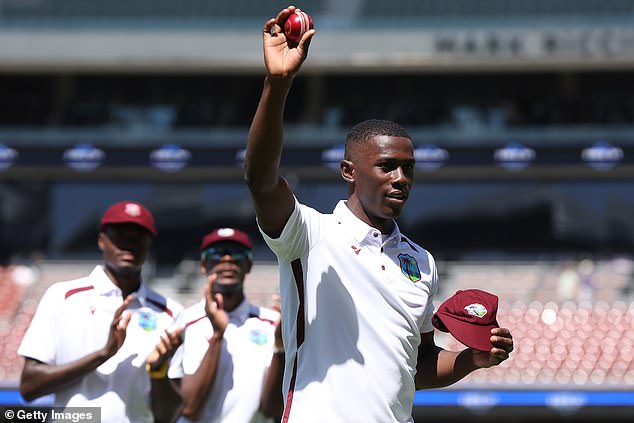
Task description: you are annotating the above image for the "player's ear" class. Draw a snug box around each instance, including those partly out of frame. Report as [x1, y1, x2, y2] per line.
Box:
[97, 232, 106, 252]
[340, 159, 354, 183]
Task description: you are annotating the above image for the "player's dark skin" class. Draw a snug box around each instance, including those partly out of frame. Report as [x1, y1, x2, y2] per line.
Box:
[20, 223, 183, 423]
[99, 223, 151, 296]
[340, 135, 414, 234]
[244, 4, 513, 395]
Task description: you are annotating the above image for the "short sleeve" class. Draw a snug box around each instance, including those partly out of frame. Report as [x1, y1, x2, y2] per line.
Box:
[258, 196, 323, 262]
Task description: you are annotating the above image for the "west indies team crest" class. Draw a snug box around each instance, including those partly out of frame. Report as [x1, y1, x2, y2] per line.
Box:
[249, 329, 269, 346]
[138, 310, 158, 332]
[464, 303, 488, 318]
[398, 253, 421, 282]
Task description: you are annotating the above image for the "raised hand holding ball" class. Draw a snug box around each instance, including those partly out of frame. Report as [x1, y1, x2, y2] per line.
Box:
[284, 10, 313, 44]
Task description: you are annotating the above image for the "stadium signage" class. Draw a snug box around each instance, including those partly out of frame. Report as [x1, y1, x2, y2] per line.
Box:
[0, 143, 18, 171]
[581, 141, 623, 170]
[432, 27, 634, 64]
[414, 145, 449, 171]
[63, 143, 105, 172]
[149, 144, 191, 172]
[457, 391, 499, 412]
[235, 148, 246, 167]
[321, 145, 345, 172]
[494, 143, 535, 171]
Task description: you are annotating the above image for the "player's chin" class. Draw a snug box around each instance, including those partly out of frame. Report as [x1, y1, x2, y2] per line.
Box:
[384, 200, 407, 217]
[114, 261, 142, 277]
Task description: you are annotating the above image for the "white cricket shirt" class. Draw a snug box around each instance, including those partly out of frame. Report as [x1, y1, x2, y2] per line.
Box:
[259, 199, 438, 423]
[18, 265, 183, 423]
[168, 299, 279, 423]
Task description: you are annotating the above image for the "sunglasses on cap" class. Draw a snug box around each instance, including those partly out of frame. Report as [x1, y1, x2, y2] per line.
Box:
[202, 246, 253, 262]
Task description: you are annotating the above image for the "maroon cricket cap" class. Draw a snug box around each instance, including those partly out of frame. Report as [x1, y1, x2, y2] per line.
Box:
[201, 227, 252, 251]
[432, 289, 499, 351]
[99, 201, 157, 237]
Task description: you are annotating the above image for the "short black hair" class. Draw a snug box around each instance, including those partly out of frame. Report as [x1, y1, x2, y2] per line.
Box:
[344, 119, 411, 160]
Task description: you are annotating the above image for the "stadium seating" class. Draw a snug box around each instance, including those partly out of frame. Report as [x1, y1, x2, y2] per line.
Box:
[0, 267, 31, 381]
[435, 259, 634, 388]
[0, 268, 26, 319]
[0, 262, 92, 381]
[436, 299, 634, 387]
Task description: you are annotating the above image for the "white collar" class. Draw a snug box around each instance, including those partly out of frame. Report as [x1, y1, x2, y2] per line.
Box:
[90, 265, 149, 303]
[332, 200, 401, 246]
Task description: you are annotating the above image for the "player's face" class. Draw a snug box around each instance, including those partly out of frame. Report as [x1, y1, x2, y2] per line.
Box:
[348, 135, 414, 231]
[201, 241, 251, 308]
[99, 224, 152, 277]
[202, 241, 252, 284]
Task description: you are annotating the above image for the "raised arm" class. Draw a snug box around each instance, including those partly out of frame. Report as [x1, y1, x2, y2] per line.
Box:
[19, 296, 133, 401]
[244, 5, 315, 238]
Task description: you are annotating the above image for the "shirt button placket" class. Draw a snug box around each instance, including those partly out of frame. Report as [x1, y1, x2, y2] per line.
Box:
[373, 232, 385, 270]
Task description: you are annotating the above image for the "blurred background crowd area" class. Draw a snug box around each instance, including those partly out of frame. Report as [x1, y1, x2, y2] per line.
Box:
[2, 256, 634, 386]
[1, 0, 634, 421]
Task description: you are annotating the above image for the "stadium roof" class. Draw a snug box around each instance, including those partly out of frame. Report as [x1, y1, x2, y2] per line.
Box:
[1, 0, 634, 72]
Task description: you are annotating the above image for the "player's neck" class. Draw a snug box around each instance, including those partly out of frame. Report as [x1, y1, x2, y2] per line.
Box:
[224, 293, 246, 312]
[104, 264, 142, 297]
[345, 199, 395, 234]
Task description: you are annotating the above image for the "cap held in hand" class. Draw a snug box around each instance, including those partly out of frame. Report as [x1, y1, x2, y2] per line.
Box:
[432, 289, 499, 351]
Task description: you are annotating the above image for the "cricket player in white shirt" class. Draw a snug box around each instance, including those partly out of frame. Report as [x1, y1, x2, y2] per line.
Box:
[18, 201, 184, 423]
[169, 227, 284, 423]
[243, 6, 515, 423]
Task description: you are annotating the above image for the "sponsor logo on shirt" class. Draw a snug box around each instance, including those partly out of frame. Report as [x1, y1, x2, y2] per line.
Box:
[398, 253, 421, 282]
[138, 311, 158, 332]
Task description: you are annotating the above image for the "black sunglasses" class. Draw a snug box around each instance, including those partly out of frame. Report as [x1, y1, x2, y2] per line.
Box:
[202, 246, 252, 262]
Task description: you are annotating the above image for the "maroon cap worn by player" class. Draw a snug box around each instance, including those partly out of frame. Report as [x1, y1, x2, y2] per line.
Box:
[201, 227, 252, 251]
[432, 289, 500, 351]
[100, 201, 157, 237]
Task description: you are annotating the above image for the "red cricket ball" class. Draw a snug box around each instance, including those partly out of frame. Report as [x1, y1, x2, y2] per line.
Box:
[284, 11, 313, 44]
